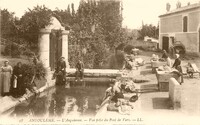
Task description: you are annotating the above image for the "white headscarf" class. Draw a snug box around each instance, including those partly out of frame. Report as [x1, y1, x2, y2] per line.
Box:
[175, 54, 180, 58]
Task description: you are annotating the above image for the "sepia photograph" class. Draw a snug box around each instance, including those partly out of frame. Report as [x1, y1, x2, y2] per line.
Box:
[0, 0, 200, 125]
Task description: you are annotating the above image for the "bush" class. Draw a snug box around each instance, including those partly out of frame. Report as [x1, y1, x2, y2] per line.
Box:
[4, 43, 21, 57]
[108, 50, 125, 69]
[21, 62, 47, 89]
[124, 44, 134, 54]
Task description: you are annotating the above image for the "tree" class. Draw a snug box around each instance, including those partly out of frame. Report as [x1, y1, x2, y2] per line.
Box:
[2, 1, 126, 69]
[97, 0, 123, 49]
[19, 5, 52, 45]
[71, 3, 76, 17]
[138, 24, 159, 39]
[1, 9, 16, 38]
[69, 0, 124, 68]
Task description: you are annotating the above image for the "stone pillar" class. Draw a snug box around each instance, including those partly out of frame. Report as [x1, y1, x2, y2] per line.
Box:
[62, 30, 70, 68]
[38, 29, 51, 68]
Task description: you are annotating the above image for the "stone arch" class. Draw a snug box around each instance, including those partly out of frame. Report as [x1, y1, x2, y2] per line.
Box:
[38, 17, 69, 69]
[45, 17, 65, 30]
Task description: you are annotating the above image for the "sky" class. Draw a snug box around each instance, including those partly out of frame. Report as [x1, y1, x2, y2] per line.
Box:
[0, 0, 199, 29]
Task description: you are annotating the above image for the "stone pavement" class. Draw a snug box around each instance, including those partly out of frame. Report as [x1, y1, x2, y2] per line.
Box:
[95, 59, 200, 121]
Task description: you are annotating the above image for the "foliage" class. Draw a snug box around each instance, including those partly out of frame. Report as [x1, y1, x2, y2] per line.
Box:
[68, 0, 124, 68]
[124, 44, 135, 54]
[2, 0, 126, 69]
[116, 43, 126, 51]
[115, 50, 125, 69]
[21, 62, 47, 88]
[19, 5, 52, 45]
[4, 43, 21, 57]
[97, 0, 124, 49]
[53, 6, 73, 28]
[1, 6, 52, 56]
[108, 51, 125, 70]
[1, 9, 17, 38]
[3, 37, 32, 57]
[137, 24, 159, 40]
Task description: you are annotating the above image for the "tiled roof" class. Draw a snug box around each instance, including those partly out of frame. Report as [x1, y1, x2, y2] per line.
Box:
[159, 2, 200, 17]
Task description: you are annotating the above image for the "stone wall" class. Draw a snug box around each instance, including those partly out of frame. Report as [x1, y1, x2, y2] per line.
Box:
[169, 78, 181, 109]
[169, 78, 200, 115]
[175, 32, 198, 52]
[160, 8, 200, 33]
[188, 11, 200, 32]
[181, 82, 200, 115]
[160, 15, 182, 33]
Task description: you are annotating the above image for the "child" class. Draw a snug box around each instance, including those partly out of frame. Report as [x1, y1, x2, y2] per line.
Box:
[186, 63, 194, 78]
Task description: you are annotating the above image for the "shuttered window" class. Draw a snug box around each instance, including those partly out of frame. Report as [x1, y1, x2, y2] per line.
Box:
[183, 16, 188, 32]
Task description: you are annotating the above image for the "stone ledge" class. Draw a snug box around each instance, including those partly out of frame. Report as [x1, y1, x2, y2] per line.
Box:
[39, 28, 51, 34]
[169, 78, 181, 109]
[66, 69, 122, 77]
[0, 73, 56, 115]
[66, 77, 114, 83]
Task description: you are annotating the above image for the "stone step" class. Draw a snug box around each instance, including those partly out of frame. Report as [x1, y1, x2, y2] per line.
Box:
[66, 77, 114, 83]
[137, 88, 159, 93]
[139, 83, 158, 90]
[66, 69, 121, 78]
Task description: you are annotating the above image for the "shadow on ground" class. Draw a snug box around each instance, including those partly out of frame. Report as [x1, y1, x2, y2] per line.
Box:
[145, 65, 152, 69]
[152, 97, 172, 110]
[140, 70, 152, 75]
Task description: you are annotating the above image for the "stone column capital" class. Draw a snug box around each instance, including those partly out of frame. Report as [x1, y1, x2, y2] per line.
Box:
[61, 30, 70, 35]
[40, 28, 51, 34]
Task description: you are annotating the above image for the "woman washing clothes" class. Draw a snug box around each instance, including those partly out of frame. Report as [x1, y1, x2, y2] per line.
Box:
[172, 54, 181, 70]
[105, 80, 135, 115]
[110, 80, 124, 103]
[107, 80, 134, 113]
[172, 54, 184, 84]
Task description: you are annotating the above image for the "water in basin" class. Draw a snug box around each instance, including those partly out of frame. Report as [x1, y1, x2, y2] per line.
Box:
[10, 83, 109, 118]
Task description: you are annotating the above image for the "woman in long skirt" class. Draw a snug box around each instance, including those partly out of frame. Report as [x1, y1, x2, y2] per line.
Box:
[1, 60, 13, 96]
[12, 62, 25, 97]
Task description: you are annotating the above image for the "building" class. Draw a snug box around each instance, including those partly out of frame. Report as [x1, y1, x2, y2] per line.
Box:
[159, 2, 200, 53]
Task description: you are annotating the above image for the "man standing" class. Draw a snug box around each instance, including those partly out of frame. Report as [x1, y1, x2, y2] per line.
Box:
[75, 59, 84, 82]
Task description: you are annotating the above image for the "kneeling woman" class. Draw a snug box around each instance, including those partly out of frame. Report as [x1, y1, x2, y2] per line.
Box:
[110, 80, 124, 103]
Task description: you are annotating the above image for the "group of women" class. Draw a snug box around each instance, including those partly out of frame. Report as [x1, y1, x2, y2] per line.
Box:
[0, 61, 25, 97]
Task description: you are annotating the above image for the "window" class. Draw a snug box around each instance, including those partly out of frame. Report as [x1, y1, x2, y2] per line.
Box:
[183, 16, 188, 32]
